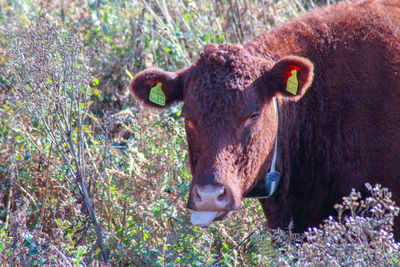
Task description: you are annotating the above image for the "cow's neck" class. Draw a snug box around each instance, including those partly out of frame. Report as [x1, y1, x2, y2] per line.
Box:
[260, 96, 324, 231]
[245, 98, 280, 198]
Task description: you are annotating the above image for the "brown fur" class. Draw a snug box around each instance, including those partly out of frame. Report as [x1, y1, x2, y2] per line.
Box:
[130, 0, 400, 238]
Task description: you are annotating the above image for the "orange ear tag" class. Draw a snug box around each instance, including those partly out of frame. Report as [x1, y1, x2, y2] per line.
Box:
[149, 82, 166, 106]
[286, 69, 298, 95]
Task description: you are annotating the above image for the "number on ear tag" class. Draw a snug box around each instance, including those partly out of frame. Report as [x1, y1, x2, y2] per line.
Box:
[149, 82, 166, 106]
[286, 69, 298, 95]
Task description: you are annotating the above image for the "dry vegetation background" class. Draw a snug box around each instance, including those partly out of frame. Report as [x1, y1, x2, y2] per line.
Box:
[0, 0, 399, 266]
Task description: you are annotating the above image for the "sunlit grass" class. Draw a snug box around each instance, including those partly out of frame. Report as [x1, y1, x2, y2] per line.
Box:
[3, 0, 397, 266]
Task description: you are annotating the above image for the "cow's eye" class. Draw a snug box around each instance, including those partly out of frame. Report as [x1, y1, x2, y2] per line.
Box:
[243, 112, 259, 127]
[249, 112, 259, 120]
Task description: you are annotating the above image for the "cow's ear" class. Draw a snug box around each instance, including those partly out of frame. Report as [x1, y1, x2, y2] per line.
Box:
[129, 69, 184, 108]
[265, 56, 314, 100]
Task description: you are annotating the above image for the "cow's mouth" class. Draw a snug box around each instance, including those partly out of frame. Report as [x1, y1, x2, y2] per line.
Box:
[190, 210, 231, 226]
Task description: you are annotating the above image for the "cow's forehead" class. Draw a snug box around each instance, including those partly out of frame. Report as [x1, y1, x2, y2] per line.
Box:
[191, 43, 264, 86]
[182, 44, 264, 120]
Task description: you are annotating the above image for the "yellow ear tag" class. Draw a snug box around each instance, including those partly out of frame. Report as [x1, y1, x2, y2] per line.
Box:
[149, 82, 166, 106]
[286, 69, 298, 95]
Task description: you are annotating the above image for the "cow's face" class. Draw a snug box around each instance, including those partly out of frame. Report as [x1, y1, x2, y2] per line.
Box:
[130, 44, 313, 226]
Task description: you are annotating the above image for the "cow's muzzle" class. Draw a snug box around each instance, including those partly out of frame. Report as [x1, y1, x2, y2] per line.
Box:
[188, 184, 238, 226]
[192, 184, 231, 210]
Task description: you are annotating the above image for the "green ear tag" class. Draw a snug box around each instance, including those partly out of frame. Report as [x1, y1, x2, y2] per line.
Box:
[286, 69, 298, 95]
[149, 82, 166, 106]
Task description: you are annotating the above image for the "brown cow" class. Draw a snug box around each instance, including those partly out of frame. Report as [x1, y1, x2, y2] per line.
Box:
[130, 0, 400, 238]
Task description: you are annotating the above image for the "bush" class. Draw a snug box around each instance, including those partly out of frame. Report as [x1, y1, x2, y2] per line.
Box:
[1, 1, 398, 266]
[266, 183, 400, 266]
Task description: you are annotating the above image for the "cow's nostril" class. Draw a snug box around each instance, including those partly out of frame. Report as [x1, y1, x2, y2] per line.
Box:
[217, 188, 228, 202]
[193, 185, 201, 202]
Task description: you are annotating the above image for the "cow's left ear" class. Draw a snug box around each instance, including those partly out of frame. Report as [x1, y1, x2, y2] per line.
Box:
[265, 56, 314, 100]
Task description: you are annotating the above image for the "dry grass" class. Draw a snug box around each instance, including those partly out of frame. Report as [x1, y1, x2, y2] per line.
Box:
[1, 0, 398, 266]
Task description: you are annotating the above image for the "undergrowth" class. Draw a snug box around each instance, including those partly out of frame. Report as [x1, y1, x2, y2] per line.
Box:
[0, 0, 399, 266]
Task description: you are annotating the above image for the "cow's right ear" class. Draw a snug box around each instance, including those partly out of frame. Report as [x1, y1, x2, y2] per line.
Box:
[129, 69, 184, 108]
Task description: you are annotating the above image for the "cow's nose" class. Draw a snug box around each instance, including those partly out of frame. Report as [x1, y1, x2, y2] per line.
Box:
[192, 184, 231, 210]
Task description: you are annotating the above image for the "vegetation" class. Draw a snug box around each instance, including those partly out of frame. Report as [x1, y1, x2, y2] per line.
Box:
[0, 0, 398, 265]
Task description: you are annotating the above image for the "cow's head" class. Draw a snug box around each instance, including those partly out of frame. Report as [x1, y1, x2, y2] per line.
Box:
[130, 44, 313, 226]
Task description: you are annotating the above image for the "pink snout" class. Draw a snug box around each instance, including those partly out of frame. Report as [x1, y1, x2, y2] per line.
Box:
[191, 184, 232, 211]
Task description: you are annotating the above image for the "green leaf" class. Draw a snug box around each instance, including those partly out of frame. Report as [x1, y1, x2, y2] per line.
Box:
[183, 13, 190, 23]
[92, 77, 99, 86]
[102, 23, 110, 35]
[88, 0, 98, 10]
[143, 232, 149, 241]
[24, 0, 34, 9]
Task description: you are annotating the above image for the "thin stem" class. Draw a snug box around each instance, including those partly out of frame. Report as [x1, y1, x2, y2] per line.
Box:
[4, 170, 13, 229]
[39, 141, 53, 226]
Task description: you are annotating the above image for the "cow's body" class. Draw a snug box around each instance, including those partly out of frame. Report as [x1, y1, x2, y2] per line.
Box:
[130, 0, 400, 238]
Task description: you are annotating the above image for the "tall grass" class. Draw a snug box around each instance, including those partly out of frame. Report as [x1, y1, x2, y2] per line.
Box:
[0, 0, 398, 266]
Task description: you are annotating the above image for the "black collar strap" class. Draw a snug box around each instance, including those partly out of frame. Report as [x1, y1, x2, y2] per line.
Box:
[245, 98, 280, 198]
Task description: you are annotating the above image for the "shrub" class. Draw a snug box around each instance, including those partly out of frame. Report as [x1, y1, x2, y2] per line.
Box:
[265, 183, 400, 266]
[3, 1, 397, 266]
[1, 15, 109, 262]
